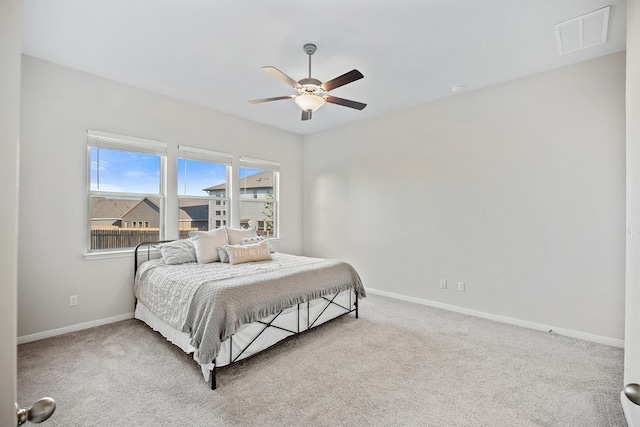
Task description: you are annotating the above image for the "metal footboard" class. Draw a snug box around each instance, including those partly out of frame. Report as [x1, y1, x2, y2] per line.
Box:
[210, 289, 359, 390]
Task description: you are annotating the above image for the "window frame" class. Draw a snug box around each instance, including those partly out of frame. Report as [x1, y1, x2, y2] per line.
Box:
[177, 145, 232, 237]
[239, 156, 280, 239]
[86, 130, 167, 253]
[85, 131, 283, 257]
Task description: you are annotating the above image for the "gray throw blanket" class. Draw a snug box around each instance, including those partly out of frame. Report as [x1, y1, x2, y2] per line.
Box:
[135, 253, 365, 365]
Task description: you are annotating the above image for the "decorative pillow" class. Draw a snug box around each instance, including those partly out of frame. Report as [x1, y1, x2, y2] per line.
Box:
[239, 236, 275, 253]
[160, 239, 197, 265]
[216, 246, 230, 263]
[225, 226, 258, 245]
[225, 240, 273, 265]
[189, 227, 229, 263]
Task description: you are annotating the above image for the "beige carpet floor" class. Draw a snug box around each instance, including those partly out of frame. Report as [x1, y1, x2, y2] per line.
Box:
[18, 294, 626, 426]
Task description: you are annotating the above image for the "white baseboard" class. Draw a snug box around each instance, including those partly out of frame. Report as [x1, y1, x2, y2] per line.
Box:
[17, 312, 134, 345]
[18, 290, 624, 348]
[366, 288, 625, 348]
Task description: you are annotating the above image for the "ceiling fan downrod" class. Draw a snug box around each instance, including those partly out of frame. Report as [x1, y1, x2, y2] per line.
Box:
[303, 43, 316, 79]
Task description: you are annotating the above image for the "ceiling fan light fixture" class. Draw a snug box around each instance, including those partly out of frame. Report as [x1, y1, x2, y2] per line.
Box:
[294, 94, 325, 112]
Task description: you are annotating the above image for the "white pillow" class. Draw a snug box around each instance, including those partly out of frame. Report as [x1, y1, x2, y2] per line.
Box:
[225, 226, 258, 245]
[225, 241, 273, 265]
[160, 239, 197, 265]
[189, 227, 229, 263]
[239, 236, 275, 253]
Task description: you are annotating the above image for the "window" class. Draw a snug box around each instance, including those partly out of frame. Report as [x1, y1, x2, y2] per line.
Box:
[178, 146, 231, 238]
[88, 130, 166, 251]
[239, 157, 279, 238]
[87, 131, 281, 252]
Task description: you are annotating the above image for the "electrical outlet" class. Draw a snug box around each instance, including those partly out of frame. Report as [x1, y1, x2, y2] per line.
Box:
[458, 282, 465, 292]
[70, 295, 78, 306]
[440, 279, 447, 289]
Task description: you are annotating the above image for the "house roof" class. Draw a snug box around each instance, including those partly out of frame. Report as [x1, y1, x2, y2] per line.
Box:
[178, 198, 209, 221]
[91, 196, 209, 221]
[204, 171, 273, 192]
[91, 197, 144, 219]
[120, 198, 159, 218]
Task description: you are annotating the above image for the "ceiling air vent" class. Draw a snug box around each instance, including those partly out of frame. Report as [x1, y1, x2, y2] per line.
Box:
[554, 6, 610, 55]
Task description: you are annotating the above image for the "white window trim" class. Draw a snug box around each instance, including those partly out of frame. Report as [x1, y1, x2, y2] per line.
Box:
[239, 156, 280, 172]
[178, 145, 232, 232]
[85, 133, 284, 255]
[86, 130, 167, 254]
[88, 130, 167, 155]
[179, 145, 232, 165]
[239, 156, 280, 238]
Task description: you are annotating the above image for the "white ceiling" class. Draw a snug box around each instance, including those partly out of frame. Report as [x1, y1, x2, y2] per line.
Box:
[21, 0, 627, 136]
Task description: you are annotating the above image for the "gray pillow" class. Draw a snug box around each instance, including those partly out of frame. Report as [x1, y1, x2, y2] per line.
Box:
[216, 246, 230, 263]
[239, 236, 275, 253]
[160, 239, 197, 265]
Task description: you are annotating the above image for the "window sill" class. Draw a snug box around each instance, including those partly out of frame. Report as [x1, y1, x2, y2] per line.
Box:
[85, 238, 278, 261]
[84, 249, 134, 261]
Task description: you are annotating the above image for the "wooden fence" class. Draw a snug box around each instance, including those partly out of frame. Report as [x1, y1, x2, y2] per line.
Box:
[90, 228, 194, 250]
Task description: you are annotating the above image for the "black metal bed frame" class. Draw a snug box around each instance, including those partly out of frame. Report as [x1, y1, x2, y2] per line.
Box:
[134, 240, 359, 390]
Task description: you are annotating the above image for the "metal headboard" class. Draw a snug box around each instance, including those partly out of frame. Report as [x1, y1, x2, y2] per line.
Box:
[134, 240, 173, 276]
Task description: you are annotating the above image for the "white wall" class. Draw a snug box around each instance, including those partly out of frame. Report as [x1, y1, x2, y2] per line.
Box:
[303, 53, 626, 342]
[18, 50, 627, 347]
[624, 0, 640, 424]
[18, 56, 303, 338]
[1, 0, 21, 423]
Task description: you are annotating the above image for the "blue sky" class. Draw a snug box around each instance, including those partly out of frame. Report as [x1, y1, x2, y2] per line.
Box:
[90, 148, 161, 194]
[178, 158, 227, 196]
[90, 148, 261, 196]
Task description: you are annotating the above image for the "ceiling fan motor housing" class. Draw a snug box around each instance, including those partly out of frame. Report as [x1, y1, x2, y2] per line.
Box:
[298, 78, 324, 95]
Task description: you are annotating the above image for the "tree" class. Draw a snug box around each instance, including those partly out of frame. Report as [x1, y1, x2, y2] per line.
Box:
[263, 194, 274, 236]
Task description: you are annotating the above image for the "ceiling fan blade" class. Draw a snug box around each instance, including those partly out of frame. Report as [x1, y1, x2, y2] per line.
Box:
[321, 69, 364, 92]
[248, 95, 295, 104]
[301, 110, 312, 121]
[325, 96, 367, 110]
[262, 66, 302, 89]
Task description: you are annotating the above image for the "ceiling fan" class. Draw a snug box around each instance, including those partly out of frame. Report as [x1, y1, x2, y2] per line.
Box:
[249, 43, 366, 121]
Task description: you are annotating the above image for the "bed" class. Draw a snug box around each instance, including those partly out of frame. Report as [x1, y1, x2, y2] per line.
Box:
[133, 228, 365, 389]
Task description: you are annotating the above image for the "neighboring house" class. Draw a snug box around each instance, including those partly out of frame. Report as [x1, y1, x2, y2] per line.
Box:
[90, 171, 272, 234]
[177, 198, 210, 231]
[204, 171, 274, 232]
[90, 197, 143, 228]
[90, 197, 208, 231]
[204, 170, 273, 199]
[121, 198, 160, 229]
